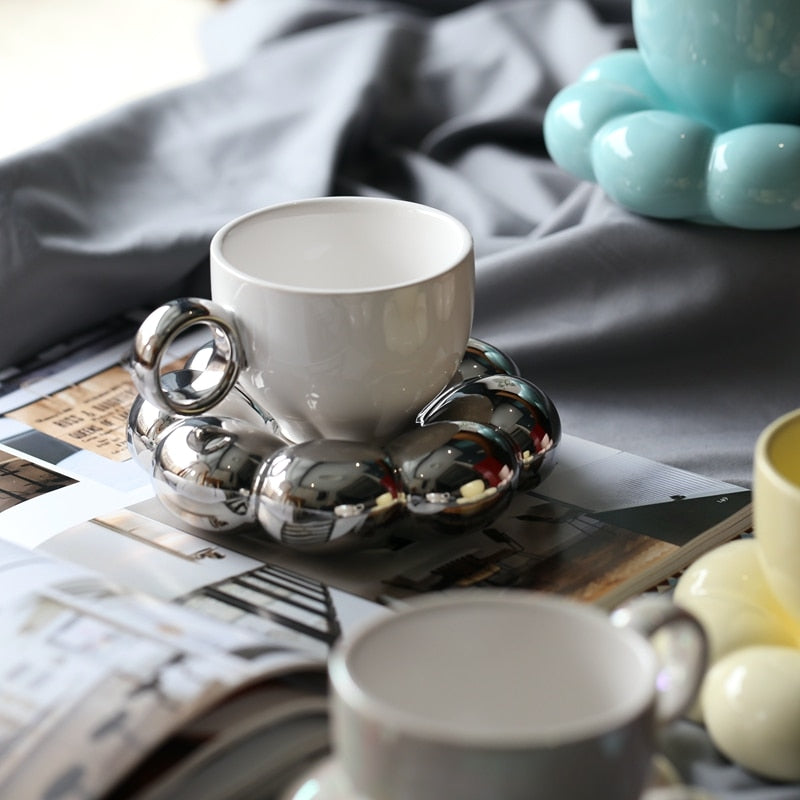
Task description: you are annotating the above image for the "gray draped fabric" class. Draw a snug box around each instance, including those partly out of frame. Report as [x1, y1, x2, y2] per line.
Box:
[1, 2, 799, 794]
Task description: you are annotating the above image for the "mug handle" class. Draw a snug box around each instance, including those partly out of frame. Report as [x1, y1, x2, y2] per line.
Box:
[130, 297, 244, 415]
[611, 595, 708, 724]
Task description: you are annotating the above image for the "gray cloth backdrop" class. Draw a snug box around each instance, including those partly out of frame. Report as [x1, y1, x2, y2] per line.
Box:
[1, 1, 799, 795]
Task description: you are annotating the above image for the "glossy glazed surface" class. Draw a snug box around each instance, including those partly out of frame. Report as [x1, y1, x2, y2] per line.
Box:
[131, 197, 475, 443]
[545, 50, 800, 228]
[703, 645, 800, 782]
[544, 0, 800, 228]
[634, 0, 800, 130]
[675, 539, 800, 675]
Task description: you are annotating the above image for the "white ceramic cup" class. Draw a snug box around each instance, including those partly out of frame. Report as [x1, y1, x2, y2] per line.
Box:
[285, 591, 707, 800]
[754, 407, 800, 620]
[130, 197, 474, 443]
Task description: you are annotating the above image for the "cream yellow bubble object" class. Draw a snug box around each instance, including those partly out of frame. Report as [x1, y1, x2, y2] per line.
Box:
[674, 407, 800, 782]
[702, 646, 800, 783]
[674, 539, 800, 671]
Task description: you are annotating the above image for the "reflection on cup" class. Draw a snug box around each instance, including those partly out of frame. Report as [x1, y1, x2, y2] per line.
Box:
[130, 197, 475, 444]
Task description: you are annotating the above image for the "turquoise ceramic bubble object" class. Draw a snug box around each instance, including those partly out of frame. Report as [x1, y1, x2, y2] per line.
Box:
[544, 0, 800, 228]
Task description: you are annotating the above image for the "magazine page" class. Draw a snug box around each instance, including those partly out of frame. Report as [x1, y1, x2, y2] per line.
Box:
[0, 313, 149, 491]
[0, 538, 331, 800]
[39, 507, 389, 661]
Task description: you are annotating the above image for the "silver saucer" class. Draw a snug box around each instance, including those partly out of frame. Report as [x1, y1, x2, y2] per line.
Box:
[127, 339, 561, 551]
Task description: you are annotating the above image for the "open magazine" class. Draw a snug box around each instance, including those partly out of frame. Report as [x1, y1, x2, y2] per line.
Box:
[0, 313, 752, 799]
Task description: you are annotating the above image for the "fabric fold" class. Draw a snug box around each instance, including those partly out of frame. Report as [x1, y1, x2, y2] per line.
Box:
[0, 0, 797, 491]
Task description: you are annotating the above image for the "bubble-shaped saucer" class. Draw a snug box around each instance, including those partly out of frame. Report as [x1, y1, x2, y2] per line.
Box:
[544, 47, 800, 230]
[127, 339, 561, 552]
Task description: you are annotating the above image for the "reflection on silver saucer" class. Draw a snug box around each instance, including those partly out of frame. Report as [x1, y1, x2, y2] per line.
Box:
[128, 392, 179, 471]
[389, 420, 519, 527]
[129, 368, 280, 474]
[255, 439, 403, 549]
[420, 373, 561, 488]
[450, 338, 521, 384]
[127, 337, 561, 551]
[153, 415, 285, 532]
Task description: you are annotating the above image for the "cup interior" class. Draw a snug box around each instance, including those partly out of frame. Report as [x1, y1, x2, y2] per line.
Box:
[766, 412, 800, 486]
[333, 593, 656, 746]
[212, 197, 473, 293]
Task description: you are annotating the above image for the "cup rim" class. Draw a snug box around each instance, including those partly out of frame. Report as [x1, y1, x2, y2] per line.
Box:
[330, 591, 658, 748]
[209, 196, 474, 295]
[756, 407, 800, 493]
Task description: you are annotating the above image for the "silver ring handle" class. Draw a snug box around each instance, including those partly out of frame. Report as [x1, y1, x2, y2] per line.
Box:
[130, 297, 244, 415]
[611, 595, 708, 724]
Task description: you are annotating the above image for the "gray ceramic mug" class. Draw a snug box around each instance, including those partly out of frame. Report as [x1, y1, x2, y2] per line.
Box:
[283, 591, 707, 800]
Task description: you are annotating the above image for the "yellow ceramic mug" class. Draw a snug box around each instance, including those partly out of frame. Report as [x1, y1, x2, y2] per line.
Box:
[754, 408, 800, 619]
[673, 408, 800, 783]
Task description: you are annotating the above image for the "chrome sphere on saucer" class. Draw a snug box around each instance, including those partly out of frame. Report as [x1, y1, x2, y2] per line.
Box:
[420, 373, 561, 488]
[152, 415, 285, 532]
[255, 439, 403, 550]
[389, 420, 519, 527]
